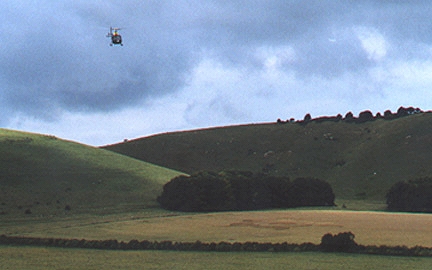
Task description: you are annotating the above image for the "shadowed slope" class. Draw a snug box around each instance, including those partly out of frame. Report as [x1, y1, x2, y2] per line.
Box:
[104, 112, 432, 202]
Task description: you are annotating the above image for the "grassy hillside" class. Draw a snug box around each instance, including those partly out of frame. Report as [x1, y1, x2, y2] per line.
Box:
[0, 129, 184, 216]
[103, 112, 432, 203]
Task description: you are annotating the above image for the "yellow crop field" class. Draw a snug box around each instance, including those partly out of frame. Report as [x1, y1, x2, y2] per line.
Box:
[5, 210, 431, 248]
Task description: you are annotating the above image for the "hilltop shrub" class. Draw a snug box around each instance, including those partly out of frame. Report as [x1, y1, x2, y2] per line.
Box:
[357, 110, 374, 123]
[157, 171, 335, 212]
[383, 109, 396, 120]
[286, 107, 424, 126]
[386, 177, 432, 212]
[303, 113, 312, 122]
[343, 112, 354, 123]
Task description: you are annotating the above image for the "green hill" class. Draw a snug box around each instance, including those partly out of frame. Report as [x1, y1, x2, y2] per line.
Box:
[0, 129, 183, 216]
[103, 112, 432, 204]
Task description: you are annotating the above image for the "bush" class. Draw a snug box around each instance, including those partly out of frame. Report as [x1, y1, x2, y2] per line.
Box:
[357, 110, 374, 123]
[343, 112, 355, 123]
[303, 113, 312, 122]
[386, 178, 432, 212]
[320, 232, 358, 252]
[383, 110, 396, 120]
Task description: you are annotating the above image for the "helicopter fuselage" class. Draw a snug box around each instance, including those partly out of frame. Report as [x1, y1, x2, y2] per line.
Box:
[111, 35, 122, 46]
[107, 27, 123, 46]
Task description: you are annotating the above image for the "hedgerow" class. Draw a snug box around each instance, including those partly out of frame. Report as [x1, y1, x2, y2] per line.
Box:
[1, 232, 431, 257]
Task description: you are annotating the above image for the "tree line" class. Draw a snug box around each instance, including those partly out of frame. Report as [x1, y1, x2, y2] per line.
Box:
[1, 233, 431, 256]
[157, 171, 335, 212]
[158, 171, 432, 213]
[277, 106, 424, 125]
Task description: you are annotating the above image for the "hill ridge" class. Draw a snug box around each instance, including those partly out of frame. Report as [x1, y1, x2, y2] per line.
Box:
[0, 129, 183, 216]
[103, 109, 432, 203]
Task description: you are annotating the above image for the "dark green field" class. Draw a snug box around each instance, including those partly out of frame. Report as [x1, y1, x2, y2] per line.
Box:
[104, 112, 432, 203]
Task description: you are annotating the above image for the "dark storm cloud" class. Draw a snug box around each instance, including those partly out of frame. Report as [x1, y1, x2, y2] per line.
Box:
[2, 0, 432, 126]
[0, 1, 196, 121]
[192, 1, 432, 70]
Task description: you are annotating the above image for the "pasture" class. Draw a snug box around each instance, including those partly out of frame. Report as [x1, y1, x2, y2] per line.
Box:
[1, 246, 431, 270]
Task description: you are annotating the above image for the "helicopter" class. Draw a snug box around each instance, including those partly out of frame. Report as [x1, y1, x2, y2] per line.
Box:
[106, 27, 123, 46]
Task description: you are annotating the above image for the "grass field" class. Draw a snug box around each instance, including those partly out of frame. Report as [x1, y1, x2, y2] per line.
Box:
[0, 128, 184, 216]
[0, 246, 431, 270]
[2, 209, 431, 248]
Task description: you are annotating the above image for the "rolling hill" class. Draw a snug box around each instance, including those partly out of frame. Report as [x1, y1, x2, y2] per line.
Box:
[0, 129, 184, 216]
[103, 111, 432, 204]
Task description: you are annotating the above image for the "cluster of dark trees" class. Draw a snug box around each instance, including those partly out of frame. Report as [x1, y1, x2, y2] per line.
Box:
[1, 233, 431, 256]
[157, 171, 335, 212]
[277, 106, 424, 125]
[320, 232, 358, 252]
[386, 177, 432, 212]
[342, 106, 423, 124]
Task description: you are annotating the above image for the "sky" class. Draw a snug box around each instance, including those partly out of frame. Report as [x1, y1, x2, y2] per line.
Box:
[1, 1, 432, 146]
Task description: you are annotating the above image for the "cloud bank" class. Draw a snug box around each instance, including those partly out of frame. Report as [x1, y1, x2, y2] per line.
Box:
[1, 1, 432, 145]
